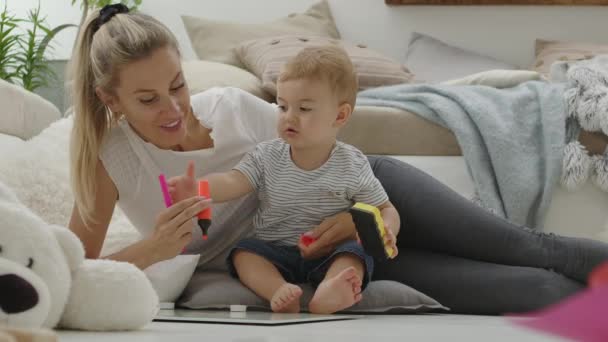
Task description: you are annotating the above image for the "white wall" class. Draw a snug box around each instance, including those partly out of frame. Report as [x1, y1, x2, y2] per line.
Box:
[7, 0, 608, 67]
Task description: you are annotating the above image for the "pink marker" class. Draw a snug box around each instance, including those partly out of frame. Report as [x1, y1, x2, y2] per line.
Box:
[158, 174, 172, 207]
[159, 173, 186, 253]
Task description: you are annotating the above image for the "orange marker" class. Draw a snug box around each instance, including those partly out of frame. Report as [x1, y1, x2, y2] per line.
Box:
[198, 180, 212, 240]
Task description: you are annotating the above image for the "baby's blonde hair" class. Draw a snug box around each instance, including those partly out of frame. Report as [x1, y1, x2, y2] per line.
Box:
[69, 9, 178, 225]
[278, 45, 358, 109]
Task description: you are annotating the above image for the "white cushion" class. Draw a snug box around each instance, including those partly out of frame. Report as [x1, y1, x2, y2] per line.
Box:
[0, 79, 62, 140]
[390, 155, 608, 242]
[181, 60, 273, 102]
[442, 70, 545, 88]
[405, 32, 517, 83]
[0, 133, 24, 159]
[144, 254, 201, 302]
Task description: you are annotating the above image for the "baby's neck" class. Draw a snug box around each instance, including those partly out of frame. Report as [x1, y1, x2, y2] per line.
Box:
[290, 140, 336, 171]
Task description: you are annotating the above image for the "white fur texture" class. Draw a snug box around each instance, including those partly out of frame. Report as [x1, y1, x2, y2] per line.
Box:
[563, 87, 580, 119]
[60, 259, 159, 331]
[0, 118, 141, 256]
[591, 154, 608, 192]
[560, 141, 592, 191]
[575, 88, 606, 132]
[0, 197, 75, 328]
[0, 119, 158, 330]
[598, 95, 608, 136]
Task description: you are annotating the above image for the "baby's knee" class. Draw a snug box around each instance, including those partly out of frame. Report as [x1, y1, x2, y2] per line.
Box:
[232, 249, 255, 265]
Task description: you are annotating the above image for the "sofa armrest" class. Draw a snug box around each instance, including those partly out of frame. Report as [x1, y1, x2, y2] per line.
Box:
[0, 80, 61, 140]
[339, 106, 461, 156]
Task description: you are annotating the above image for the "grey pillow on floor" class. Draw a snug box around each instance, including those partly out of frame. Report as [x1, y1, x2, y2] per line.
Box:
[177, 270, 448, 313]
[405, 32, 517, 83]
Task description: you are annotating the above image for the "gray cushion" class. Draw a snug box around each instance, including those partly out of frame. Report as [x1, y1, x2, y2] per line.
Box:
[177, 270, 448, 313]
[405, 32, 517, 83]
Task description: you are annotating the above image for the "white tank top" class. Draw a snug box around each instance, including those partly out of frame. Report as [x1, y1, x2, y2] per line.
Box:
[99, 87, 278, 267]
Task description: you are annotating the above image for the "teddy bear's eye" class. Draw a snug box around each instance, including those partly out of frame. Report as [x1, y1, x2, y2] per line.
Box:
[27, 258, 34, 269]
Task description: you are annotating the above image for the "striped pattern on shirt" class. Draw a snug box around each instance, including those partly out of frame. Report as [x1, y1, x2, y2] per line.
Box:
[233, 139, 389, 246]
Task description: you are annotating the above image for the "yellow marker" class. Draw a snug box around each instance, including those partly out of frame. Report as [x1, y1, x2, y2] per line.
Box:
[349, 202, 395, 259]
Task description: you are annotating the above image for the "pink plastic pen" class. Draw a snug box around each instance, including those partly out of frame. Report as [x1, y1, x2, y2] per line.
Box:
[158, 174, 172, 207]
[159, 173, 188, 253]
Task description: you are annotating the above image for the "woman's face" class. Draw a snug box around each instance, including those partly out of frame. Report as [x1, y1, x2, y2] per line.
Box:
[98, 46, 191, 150]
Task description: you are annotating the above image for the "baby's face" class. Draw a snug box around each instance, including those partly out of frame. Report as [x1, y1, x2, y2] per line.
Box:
[276, 78, 347, 150]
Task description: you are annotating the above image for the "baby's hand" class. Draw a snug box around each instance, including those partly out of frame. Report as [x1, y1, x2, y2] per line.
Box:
[383, 223, 399, 259]
[167, 161, 198, 203]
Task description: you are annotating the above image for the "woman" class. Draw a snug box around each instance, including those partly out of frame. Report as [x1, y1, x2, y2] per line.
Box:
[68, 4, 608, 315]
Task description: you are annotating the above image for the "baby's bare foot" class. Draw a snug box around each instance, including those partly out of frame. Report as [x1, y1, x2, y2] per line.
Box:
[309, 267, 363, 314]
[270, 283, 303, 313]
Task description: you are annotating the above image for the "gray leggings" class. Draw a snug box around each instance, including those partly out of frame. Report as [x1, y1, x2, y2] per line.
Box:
[368, 156, 607, 315]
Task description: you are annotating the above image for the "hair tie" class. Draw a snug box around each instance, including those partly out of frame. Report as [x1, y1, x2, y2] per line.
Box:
[93, 3, 129, 33]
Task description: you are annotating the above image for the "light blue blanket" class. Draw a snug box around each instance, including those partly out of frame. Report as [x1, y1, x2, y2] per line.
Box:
[357, 81, 577, 228]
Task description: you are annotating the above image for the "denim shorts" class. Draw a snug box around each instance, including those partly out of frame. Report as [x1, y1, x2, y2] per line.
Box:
[227, 238, 374, 289]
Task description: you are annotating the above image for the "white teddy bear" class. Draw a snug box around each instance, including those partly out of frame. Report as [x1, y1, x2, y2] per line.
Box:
[0, 181, 159, 331]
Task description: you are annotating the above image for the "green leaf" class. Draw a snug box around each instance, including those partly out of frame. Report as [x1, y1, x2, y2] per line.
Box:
[37, 23, 77, 57]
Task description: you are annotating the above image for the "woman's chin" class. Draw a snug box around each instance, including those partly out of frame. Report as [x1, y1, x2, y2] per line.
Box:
[156, 129, 186, 149]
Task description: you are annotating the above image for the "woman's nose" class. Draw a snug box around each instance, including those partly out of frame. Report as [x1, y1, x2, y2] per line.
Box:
[164, 96, 181, 115]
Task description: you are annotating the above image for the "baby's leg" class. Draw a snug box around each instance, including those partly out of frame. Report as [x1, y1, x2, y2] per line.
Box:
[232, 249, 302, 313]
[308, 243, 371, 314]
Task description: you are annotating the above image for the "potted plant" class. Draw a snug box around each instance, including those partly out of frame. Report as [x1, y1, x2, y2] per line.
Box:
[1, 1, 143, 92]
[0, 3, 75, 92]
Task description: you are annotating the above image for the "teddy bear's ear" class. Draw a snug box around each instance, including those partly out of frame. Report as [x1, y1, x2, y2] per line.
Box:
[49, 225, 85, 271]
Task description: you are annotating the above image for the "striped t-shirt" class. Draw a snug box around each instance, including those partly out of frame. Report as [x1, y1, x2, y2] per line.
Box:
[233, 139, 389, 246]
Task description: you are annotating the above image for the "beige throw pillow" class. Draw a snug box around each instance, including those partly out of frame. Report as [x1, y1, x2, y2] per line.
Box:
[532, 39, 608, 76]
[442, 69, 545, 88]
[181, 60, 274, 102]
[181, 1, 340, 68]
[236, 35, 414, 96]
[0, 79, 62, 140]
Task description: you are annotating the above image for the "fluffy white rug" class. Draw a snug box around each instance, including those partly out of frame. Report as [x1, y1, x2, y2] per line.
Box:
[0, 117, 140, 256]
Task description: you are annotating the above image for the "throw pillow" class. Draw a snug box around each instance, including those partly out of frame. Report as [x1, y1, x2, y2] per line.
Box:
[405, 32, 517, 83]
[236, 35, 414, 96]
[441, 69, 545, 88]
[181, 1, 340, 68]
[144, 254, 201, 302]
[178, 270, 447, 313]
[532, 39, 608, 77]
[0, 79, 62, 140]
[181, 60, 274, 102]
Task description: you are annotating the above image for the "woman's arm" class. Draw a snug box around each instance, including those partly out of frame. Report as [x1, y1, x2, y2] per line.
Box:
[69, 159, 207, 270]
[68, 159, 117, 260]
[69, 159, 158, 269]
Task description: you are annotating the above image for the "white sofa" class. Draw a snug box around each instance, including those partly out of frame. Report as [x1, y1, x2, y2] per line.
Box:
[1, 76, 606, 244]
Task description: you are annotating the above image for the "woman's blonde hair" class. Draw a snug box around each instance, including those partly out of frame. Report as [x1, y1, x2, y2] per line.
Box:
[69, 8, 178, 225]
[278, 45, 358, 109]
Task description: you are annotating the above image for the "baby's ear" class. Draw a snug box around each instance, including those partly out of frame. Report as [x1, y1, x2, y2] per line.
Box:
[335, 102, 352, 126]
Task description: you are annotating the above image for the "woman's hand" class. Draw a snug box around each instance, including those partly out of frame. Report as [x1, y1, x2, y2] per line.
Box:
[146, 196, 212, 263]
[298, 211, 358, 259]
